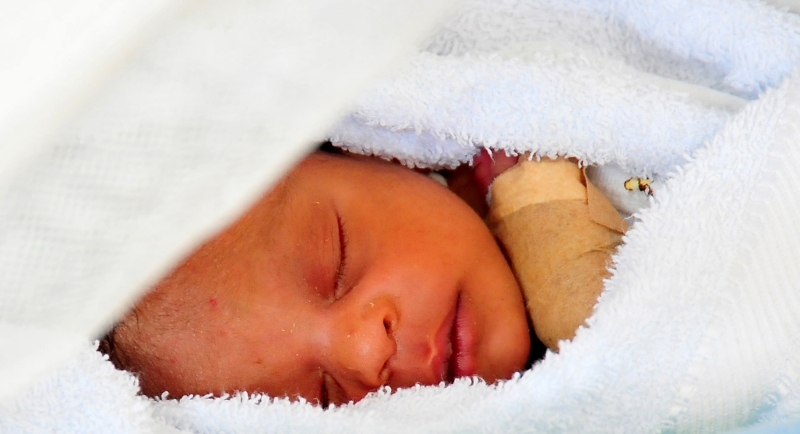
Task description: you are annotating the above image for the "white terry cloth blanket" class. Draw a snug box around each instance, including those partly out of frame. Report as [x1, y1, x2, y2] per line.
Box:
[4, 0, 800, 433]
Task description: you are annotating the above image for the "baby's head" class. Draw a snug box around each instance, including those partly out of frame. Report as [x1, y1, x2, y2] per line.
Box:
[105, 150, 530, 406]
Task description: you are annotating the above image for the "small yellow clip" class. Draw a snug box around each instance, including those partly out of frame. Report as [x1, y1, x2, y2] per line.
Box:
[624, 177, 653, 196]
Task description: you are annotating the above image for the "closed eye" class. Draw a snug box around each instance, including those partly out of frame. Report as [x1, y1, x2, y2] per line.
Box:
[334, 212, 349, 299]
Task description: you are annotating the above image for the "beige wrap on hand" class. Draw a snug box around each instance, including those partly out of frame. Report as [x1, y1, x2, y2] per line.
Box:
[487, 157, 627, 351]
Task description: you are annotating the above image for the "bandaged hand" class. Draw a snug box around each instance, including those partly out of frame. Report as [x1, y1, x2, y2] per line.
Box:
[476, 150, 627, 351]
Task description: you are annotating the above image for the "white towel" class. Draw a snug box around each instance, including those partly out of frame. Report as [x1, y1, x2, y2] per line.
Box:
[4, 1, 800, 433]
[6, 76, 800, 433]
[329, 49, 736, 176]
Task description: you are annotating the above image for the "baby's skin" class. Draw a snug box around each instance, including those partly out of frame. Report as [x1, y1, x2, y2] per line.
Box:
[107, 151, 530, 407]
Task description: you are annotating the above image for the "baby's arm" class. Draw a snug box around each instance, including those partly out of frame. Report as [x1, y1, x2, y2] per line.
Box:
[476, 151, 626, 351]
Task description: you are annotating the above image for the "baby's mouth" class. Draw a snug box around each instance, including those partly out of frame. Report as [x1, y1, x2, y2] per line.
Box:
[434, 297, 457, 383]
[445, 294, 477, 382]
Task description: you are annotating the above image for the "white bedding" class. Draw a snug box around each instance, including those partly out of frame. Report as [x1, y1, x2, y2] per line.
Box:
[3, 1, 800, 433]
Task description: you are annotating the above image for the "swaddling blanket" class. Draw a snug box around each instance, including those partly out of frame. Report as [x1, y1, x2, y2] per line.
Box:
[4, 0, 800, 433]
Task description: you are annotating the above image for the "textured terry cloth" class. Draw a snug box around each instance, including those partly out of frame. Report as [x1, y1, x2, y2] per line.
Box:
[329, 0, 800, 173]
[6, 67, 800, 434]
[4, 1, 800, 434]
[421, 0, 800, 99]
[329, 50, 736, 176]
[0, 342, 182, 434]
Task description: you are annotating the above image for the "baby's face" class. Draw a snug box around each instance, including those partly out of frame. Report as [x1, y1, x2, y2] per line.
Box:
[114, 151, 530, 406]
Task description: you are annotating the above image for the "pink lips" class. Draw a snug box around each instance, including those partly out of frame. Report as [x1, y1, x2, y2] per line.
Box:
[432, 301, 456, 382]
[448, 294, 477, 380]
[432, 294, 477, 383]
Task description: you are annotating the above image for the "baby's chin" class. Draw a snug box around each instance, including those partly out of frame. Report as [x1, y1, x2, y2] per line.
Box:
[475, 307, 531, 383]
[459, 262, 531, 383]
[482, 329, 531, 382]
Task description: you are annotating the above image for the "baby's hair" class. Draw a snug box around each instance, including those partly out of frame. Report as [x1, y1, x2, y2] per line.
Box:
[98, 306, 142, 375]
[98, 325, 118, 364]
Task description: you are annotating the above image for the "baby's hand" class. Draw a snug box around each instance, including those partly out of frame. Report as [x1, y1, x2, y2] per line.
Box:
[472, 149, 519, 197]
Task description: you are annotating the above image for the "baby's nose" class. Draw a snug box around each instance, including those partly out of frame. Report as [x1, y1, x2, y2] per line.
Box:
[327, 297, 397, 388]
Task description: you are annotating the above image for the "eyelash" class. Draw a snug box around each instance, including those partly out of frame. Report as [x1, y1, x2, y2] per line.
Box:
[334, 213, 349, 299]
[321, 214, 349, 406]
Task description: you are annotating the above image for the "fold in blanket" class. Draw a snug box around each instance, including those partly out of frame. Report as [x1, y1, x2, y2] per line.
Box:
[329, 50, 734, 175]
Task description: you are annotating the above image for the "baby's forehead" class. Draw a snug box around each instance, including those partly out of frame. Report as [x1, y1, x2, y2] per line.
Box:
[276, 151, 387, 198]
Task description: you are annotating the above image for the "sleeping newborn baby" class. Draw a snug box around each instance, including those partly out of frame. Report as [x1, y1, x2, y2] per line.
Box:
[102, 146, 625, 407]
